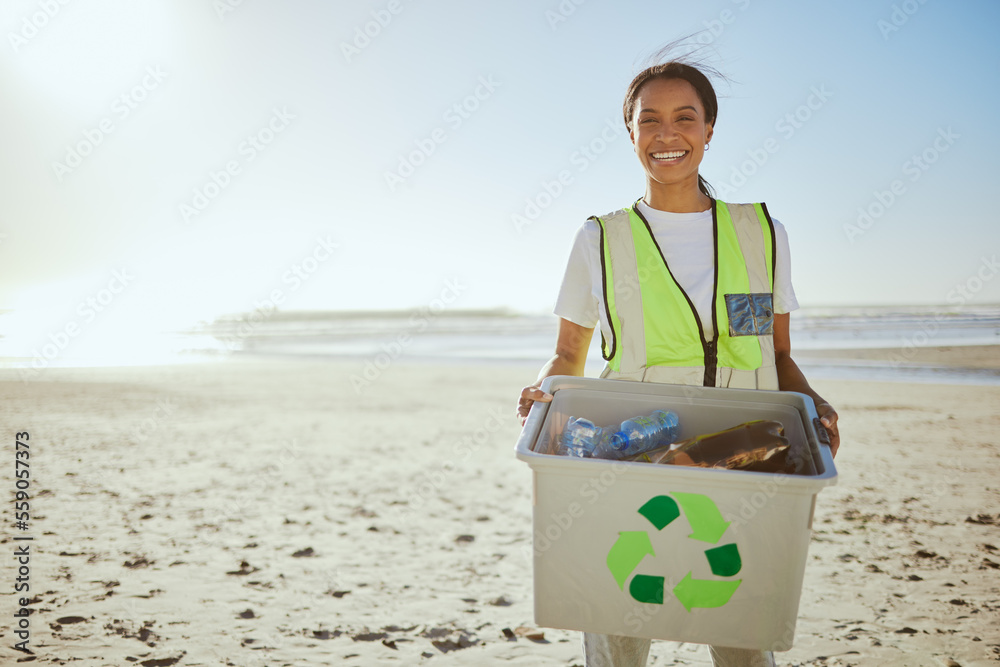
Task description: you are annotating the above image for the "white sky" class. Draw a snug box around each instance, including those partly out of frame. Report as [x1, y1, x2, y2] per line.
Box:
[2, 0, 999, 361]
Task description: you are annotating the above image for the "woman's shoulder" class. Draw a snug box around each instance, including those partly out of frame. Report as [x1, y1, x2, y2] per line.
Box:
[574, 216, 602, 246]
[579, 204, 631, 231]
[719, 200, 788, 230]
[592, 204, 633, 217]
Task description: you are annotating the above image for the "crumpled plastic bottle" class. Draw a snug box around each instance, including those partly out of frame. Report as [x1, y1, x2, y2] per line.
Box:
[558, 410, 680, 460]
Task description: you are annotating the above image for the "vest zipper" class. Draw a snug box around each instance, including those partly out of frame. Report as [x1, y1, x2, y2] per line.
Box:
[704, 200, 720, 386]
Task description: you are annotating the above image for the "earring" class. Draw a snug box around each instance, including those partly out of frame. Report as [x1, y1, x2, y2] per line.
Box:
[704, 143, 710, 151]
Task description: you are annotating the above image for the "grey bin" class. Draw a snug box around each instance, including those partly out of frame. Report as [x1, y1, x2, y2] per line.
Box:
[514, 375, 837, 651]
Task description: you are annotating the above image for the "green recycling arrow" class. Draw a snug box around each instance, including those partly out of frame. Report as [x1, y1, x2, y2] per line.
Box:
[606, 531, 655, 590]
[672, 492, 731, 544]
[629, 574, 664, 604]
[704, 543, 742, 577]
[672, 572, 742, 611]
[638, 495, 680, 530]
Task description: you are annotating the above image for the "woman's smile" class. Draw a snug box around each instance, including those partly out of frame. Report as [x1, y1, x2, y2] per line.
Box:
[650, 149, 689, 165]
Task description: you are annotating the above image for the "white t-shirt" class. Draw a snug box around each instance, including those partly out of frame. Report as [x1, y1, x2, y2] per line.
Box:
[554, 200, 798, 341]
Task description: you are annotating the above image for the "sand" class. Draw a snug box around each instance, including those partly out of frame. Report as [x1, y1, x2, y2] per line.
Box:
[793, 345, 1000, 371]
[1, 353, 998, 666]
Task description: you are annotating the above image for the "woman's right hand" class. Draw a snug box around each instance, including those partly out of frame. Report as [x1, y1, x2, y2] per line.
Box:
[516, 385, 553, 426]
[516, 319, 594, 426]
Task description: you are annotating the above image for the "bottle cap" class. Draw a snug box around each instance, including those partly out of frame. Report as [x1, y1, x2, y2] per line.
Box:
[610, 432, 628, 451]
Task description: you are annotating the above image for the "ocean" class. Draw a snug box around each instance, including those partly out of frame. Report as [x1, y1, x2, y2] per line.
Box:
[182, 305, 1000, 386]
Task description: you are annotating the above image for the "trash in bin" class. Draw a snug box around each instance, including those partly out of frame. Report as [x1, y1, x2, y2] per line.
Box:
[627, 419, 804, 475]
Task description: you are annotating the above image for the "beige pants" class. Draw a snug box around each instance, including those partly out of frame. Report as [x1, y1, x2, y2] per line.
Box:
[582, 633, 776, 667]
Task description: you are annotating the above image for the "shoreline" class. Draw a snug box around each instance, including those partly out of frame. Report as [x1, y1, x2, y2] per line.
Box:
[5, 341, 1000, 373]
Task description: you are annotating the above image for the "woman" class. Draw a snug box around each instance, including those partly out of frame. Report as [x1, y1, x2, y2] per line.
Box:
[516, 56, 840, 667]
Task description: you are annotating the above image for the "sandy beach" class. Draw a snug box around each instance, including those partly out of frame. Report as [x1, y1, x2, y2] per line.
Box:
[1, 351, 998, 666]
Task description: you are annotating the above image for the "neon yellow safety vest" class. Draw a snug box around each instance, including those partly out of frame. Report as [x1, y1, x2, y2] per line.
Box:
[593, 199, 779, 390]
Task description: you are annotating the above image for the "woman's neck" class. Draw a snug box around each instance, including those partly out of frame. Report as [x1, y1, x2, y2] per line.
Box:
[643, 180, 712, 213]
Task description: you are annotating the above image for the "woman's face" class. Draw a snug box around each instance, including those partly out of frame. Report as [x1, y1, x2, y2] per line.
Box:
[629, 77, 714, 192]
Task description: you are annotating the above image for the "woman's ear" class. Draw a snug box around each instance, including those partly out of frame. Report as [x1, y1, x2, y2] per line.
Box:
[705, 123, 714, 145]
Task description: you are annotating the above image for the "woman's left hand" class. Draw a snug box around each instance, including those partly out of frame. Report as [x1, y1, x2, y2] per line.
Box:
[815, 401, 840, 457]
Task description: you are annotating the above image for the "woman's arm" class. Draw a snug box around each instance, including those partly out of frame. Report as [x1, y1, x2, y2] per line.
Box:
[516, 318, 595, 425]
[773, 312, 841, 456]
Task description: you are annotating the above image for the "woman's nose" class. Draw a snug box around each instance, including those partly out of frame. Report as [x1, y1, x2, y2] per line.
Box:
[657, 123, 677, 140]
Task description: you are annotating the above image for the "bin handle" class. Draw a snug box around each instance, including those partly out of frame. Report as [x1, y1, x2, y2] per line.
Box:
[514, 392, 551, 457]
[812, 417, 831, 447]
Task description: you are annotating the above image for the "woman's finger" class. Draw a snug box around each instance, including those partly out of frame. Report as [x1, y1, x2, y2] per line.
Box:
[516, 386, 553, 424]
[815, 402, 840, 457]
[520, 386, 552, 404]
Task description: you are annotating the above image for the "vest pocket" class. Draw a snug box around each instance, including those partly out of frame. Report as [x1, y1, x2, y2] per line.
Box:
[725, 293, 774, 337]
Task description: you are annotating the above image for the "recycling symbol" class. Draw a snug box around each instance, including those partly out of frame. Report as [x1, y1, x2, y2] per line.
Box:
[606, 493, 742, 611]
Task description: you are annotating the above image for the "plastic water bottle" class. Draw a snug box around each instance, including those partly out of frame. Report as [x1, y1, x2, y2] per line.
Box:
[592, 409, 681, 460]
[559, 410, 680, 460]
[558, 416, 602, 457]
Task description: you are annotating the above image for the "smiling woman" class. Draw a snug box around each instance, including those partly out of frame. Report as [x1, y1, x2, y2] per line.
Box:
[515, 45, 840, 667]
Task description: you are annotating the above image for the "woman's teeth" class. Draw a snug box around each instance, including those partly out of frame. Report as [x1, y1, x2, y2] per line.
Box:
[652, 151, 686, 160]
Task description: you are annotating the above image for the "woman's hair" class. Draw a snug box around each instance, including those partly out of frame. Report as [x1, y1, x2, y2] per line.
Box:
[623, 43, 726, 198]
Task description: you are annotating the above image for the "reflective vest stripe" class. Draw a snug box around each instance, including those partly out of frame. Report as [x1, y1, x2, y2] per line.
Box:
[729, 202, 775, 294]
[594, 215, 622, 371]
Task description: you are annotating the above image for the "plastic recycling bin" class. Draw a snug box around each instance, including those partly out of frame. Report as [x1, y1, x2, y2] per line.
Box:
[514, 375, 837, 651]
